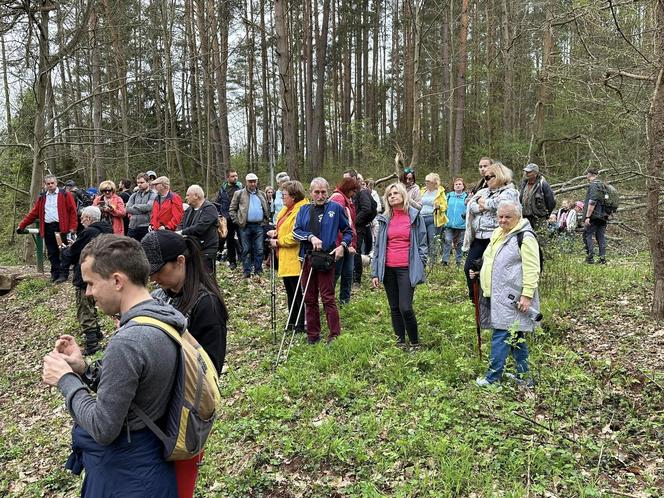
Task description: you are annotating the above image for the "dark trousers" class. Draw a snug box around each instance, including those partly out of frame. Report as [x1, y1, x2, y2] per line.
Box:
[464, 237, 490, 300]
[283, 275, 305, 330]
[239, 223, 264, 275]
[353, 226, 373, 283]
[584, 219, 607, 259]
[127, 225, 149, 242]
[219, 219, 241, 264]
[383, 266, 418, 344]
[44, 222, 63, 279]
[334, 248, 354, 304]
[302, 258, 341, 341]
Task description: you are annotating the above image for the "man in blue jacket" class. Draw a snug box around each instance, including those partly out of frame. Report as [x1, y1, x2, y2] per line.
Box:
[293, 177, 352, 344]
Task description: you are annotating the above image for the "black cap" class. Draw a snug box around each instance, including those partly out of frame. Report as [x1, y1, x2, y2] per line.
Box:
[64, 180, 76, 187]
[141, 230, 186, 275]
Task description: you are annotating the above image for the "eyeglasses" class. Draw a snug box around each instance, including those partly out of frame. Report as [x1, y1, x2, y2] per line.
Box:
[484, 175, 496, 181]
[101, 189, 113, 193]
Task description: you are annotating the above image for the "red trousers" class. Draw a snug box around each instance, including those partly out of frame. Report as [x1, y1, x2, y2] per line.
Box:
[174, 452, 203, 498]
[302, 259, 341, 341]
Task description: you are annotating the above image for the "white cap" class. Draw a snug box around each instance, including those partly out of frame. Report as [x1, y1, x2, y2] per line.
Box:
[246, 173, 258, 181]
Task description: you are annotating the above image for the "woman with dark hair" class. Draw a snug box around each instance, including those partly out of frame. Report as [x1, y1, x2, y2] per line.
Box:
[141, 230, 228, 374]
[267, 180, 308, 331]
[141, 229, 228, 498]
[330, 177, 360, 304]
[399, 168, 422, 210]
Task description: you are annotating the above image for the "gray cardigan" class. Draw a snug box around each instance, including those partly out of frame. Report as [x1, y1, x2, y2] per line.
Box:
[371, 206, 428, 287]
[57, 300, 184, 445]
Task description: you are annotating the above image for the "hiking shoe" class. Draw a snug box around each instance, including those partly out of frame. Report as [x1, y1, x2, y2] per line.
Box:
[396, 340, 407, 350]
[83, 343, 101, 356]
[409, 343, 422, 351]
[54, 276, 67, 284]
[599, 258, 607, 264]
[475, 377, 492, 387]
[229, 262, 237, 270]
[307, 336, 321, 345]
[441, 261, 449, 266]
[243, 273, 251, 279]
[505, 373, 535, 388]
[585, 256, 594, 264]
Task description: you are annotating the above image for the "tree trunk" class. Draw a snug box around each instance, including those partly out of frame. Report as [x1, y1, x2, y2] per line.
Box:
[260, 0, 270, 164]
[452, 0, 470, 174]
[1, 34, 12, 137]
[309, 0, 331, 175]
[90, 7, 104, 183]
[275, 0, 298, 178]
[531, 3, 554, 163]
[410, 0, 422, 169]
[647, 2, 664, 318]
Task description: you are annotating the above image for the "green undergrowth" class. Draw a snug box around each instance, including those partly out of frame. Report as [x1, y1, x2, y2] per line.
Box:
[200, 245, 660, 496]
[1, 242, 661, 497]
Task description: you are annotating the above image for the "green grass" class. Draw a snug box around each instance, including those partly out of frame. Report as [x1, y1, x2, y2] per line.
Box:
[0, 244, 661, 497]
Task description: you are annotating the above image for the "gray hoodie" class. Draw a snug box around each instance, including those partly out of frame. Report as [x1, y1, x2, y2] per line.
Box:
[58, 299, 185, 445]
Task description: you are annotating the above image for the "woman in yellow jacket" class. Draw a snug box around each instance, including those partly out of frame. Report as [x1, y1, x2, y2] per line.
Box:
[420, 173, 447, 263]
[267, 180, 309, 332]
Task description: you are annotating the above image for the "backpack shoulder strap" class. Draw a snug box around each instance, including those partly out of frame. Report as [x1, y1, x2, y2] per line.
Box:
[130, 316, 182, 344]
[516, 229, 536, 248]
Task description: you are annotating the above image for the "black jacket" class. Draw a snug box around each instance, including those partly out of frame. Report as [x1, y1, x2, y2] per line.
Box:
[353, 189, 375, 229]
[152, 286, 227, 374]
[215, 181, 243, 218]
[64, 221, 114, 288]
[180, 200, 220, 257]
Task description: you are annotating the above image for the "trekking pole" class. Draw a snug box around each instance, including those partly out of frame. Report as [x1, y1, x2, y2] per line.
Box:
[274, 260, 306, 369]
[472, 279, 483, 360]
[283, 262, 313, 364]
[270, 246, 277, 344]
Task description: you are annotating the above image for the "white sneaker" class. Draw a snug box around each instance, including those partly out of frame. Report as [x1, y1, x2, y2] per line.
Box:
[475, 377, 491, 387]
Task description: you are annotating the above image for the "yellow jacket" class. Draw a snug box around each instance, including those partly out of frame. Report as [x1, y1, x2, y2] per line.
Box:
[276, 199, 309, 277]
[420, 186, 448, 227]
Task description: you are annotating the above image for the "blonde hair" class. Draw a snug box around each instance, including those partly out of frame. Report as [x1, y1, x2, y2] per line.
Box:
[99, 180, 116, 192]
[425, 173, 441, 188]
[383, 182, 411, 218]
[488, 162, 513, 187]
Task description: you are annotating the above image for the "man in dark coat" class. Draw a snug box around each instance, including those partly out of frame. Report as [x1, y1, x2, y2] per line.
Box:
[59, 206, 113, 354]
[348, 172, 376, 285]
[181, 184, 220, 274]
[215, 168, 243, 269]
[519, 163, 556, 230]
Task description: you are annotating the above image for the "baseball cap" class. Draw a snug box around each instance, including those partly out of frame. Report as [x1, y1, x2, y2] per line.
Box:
[64, 180, 76, 187]
[146, 170, 157, 179]
[246, 173, 258, 181]
[275, 171, 289, 182]
[575, 201, 584, 210]
[523, 163, 539, 173]
[151, 176, 170, 187]
[141, 230, 186, 275]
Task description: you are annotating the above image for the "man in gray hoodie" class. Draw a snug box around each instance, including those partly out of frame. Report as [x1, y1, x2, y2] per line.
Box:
[126, 172, 157, 241]
[42, 234, 182, 496]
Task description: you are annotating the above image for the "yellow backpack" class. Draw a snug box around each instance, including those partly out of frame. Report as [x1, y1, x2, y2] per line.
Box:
[129, 316, 220, 460]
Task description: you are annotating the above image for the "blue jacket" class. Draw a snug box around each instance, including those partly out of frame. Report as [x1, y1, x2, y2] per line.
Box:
[293, 201, 352, 257]
[371, 207, 428, 287]
[214, 180, 243, 217]
[445, 191, 468, 229]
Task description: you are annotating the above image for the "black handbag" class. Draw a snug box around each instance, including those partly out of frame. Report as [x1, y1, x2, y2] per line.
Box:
[309, 250, 336, 272]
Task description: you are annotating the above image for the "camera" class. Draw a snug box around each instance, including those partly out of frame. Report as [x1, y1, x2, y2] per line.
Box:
[507, 292, 543, 322]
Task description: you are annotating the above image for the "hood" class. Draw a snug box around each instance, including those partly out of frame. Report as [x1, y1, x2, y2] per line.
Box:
[120, 298, 188, 334]
[88, 220, 114, 234]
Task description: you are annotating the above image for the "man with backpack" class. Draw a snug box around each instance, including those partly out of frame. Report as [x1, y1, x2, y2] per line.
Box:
[42, 235, 188, 496]
[346, 170, 377, 286]
[583, 167, 610, 264]
[519, 163, 556, 230]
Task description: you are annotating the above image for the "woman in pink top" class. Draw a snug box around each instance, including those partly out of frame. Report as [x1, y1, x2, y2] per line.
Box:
[371, 183, 428, 347]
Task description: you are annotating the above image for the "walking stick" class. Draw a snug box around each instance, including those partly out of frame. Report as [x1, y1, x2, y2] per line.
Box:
[274, 258, 313, 369]
[472, 279, 483, 360]
[270, 246, 277, 344]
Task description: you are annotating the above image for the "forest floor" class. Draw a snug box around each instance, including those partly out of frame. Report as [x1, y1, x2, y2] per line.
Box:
[0, 242, 662, 497]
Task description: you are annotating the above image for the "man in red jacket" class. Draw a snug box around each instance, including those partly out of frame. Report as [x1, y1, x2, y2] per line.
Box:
[17, 174, 78, 282]
[150, 176, 184, 231]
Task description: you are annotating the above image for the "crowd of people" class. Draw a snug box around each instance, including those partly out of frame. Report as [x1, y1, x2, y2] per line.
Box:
[17, 159, 619, 496]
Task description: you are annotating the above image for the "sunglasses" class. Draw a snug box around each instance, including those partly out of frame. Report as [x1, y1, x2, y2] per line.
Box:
[101, 189, 113, 193]
[484, 175, 496, 181]
[403, 167, 413, 174]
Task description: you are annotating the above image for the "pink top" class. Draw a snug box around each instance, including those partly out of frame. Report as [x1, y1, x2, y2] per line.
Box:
[386, 209, 411, 267]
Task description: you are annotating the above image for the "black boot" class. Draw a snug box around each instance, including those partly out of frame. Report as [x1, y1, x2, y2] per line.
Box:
[95, 326, 104, 341]
[83, 329, 101, 356]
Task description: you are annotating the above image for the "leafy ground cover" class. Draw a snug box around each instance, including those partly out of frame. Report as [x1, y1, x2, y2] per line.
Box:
[0, 243, 662, 497]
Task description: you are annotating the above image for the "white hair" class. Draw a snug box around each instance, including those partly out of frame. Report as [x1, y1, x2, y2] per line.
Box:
[310, 177, 329, 191]
[187, 184, 205, 198]
[81, 206, 102, 222]
[497, 200, 522, 218]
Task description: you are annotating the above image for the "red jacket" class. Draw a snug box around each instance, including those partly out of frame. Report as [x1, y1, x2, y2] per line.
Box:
[19, 189, 78, 236]
[330, 190, 357, 248]
[150, 191, 184, 231]
[93, 193, 126, 235]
